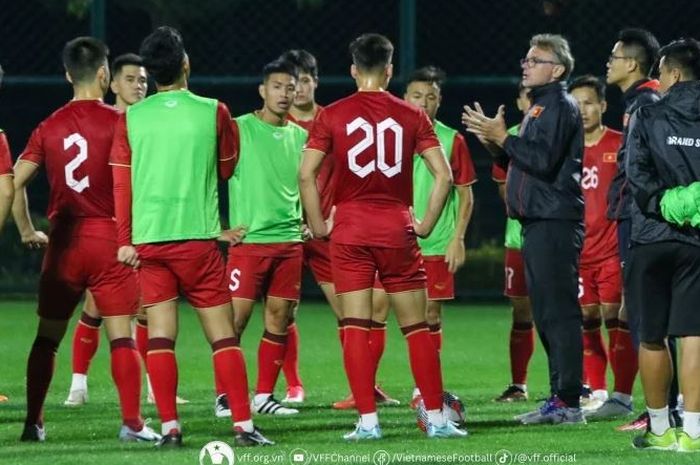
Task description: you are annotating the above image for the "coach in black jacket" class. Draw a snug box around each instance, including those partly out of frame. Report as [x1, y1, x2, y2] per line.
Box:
[625, 39, 700, 450]
[464, 34, 584, 424]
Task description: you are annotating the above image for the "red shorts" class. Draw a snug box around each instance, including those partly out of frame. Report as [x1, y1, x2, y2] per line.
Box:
[579, 256, 622, 306]
[373, 256, 453, 300]
[303, 239, 333, 284]
[136, 240, 229, 308]
[38, 220, 139, 320]
[332, 242, 426, 295]
[504, 248, 528, 298]
[227, 243, 303, 301]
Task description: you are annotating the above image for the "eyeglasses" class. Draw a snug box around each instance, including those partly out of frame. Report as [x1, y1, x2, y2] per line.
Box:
[520, 57, 561, 68]
[607, 54, 633, 63]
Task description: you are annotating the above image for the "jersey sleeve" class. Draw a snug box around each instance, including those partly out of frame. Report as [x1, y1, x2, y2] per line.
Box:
[304, 107, 332, 154]
[491, 163, 507, 183]
[450, 133, 477, 186]
[0, 131, 13, 175]
[109, 114, 132, 166]
[216, 102, 238, 180]
[18, 124, 45, 166]
[415, 110, 441, 155]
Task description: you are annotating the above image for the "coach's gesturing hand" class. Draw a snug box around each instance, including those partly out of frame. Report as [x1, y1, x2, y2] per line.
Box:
[117, 245, 140, 268]
[463, 103, 508, 148]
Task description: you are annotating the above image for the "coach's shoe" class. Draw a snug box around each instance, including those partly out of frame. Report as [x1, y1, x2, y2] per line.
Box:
[617, 411, 649, 431]
[234, 427, 275, 447]
[63, 388, 88, 406]
[587, 398, 634, 419]
[215, 394, 232, 418]
[20, 424, 46, 442]
[343, 423, 382, 441]
[495, 384, 528, 402]
[332, 393, 356, 410]
[282, 385, 305, 404]
[520, 396, 586, 425]
[632, 428, 678, 451]
[251, 395, 299, 415]
[119, 423, 162, 442]
[426, 421, 468, 438]
[678, 431, 700, 453]
[374, 385, 400, 406]
[155, 429, 183, 448]
[515, 395, 556, 422]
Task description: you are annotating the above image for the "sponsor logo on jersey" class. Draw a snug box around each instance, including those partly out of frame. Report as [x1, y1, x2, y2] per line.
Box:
[529, 105, 545, 118]
[603, 152, 617, 163]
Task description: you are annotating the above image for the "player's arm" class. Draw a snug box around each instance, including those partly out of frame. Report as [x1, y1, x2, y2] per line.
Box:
[110, 114, 139, 267]
[0, 133, 13, 234]
[299, 149, 331, 238]
[415, 146, 453, 238]
[217, 102, 238, 181]
[445, 134, 475, 273]
[11, 161, 47, 248]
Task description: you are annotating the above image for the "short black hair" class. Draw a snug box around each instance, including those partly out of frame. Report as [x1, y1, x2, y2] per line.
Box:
[279, 49, 318, 79]
[568, 74, 606, 101]
[111, 53, 144, 77]
[618, 28, 660, 77]
[407, 66, 446, 90]
[659, 38, 700, 81]
[263, 59, 299, 82]
[62, 36, 109, 84]
[349, 33, 394, 72]
[139, 26, 185, 86]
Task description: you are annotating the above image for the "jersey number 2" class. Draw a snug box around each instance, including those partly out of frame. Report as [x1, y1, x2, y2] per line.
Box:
[64, 133, 89, 193]
[346, 117, 403, 178]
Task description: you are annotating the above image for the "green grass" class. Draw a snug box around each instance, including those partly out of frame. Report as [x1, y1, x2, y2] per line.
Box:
[0, 301, 693, 465]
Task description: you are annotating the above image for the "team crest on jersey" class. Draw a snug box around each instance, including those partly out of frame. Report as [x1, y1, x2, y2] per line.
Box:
[603, 152, 616, 163]
[529, 105, 545, 118]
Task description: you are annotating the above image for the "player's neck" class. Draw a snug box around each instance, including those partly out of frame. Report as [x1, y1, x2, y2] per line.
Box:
[256, 108, 287, 126]
[114, 98, 129, 111]
[618, 74, 644, 93]
[72, 85, 104, 102]
[584, 125, 606, 146]
[355, 75, 387, 92]
[157, 76, 188, 93]
[290, 103, 317, 121]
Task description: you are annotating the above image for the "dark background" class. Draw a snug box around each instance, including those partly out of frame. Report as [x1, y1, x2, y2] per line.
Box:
[1, 0, 698, 296]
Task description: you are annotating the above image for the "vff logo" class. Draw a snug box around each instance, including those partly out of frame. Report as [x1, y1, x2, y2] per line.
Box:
[200, 441, 235, 465]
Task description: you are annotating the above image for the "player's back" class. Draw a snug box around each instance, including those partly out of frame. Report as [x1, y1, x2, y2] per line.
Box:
[308, 91, 439, 247]
[20, 100, 120, 224]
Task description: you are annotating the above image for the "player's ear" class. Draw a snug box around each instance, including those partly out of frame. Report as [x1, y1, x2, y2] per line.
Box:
[350, 64, 358, 80]
[258, 83, 265, 100]
[110, 78, 118, 95]
[65, 70, 73, 85]
[182, 54, 191, 80]
[386, 64, 394, 80]
[600, 99, 607, 114]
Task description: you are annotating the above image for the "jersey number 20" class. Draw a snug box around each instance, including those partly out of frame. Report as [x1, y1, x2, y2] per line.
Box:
[64, 133, 90, 193]
[346, 117, 403, 178]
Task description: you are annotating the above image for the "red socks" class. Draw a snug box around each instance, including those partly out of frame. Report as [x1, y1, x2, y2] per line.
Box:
[282, 321, 303, 388]
[510, 321, 535, 385]
[341, 318, 375, 414]
[146, 338, 178, 423]
[402, 322, 443, 411]
[583, 318, 608, 391]
[71, 312, 102, 375]
[256, 330, 287, 394]
[337, 321, 345, 347]
[212, 337, 251, 422]
[110, 338, 143, 431]
[25, 336, 59, 427]
[612, 320, 638, 395]
[428, 323, 442, 353]
[369, 320, 387, 382]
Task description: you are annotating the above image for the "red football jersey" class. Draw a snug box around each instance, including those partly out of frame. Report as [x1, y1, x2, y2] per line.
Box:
[0, 131, 12, 176]
[305, 91, 440, 248]
[450, 133, 477, 186]
[19, 100, 120, 223]
[491, 162, 507, 183]
[289, 106, 335, 218]
[580, 127, 622, 266]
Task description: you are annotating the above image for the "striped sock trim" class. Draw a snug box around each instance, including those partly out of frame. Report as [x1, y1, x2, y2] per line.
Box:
[80, 312, 102, 328]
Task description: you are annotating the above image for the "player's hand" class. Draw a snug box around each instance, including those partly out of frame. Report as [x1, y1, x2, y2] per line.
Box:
[301, 224, 313, 241]
[21, 231, 48, 250]
[410, 207, 429, 238]
[219, 226, 247, 246]
[117, 245, 140, 268]
[314, 206, 336, 239]
[463, 103, 507, 147]
[445, 238, 466, 273]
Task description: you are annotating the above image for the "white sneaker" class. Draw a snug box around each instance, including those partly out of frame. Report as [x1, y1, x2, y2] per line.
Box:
[215, 394, 231, 418]
[586, 398, 633, 419]
[251, 395, 299, 415]
[64, 389, 88, 406]
[118, 423, 162, 442]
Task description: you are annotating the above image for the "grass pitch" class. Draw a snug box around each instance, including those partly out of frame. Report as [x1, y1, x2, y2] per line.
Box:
[0, 300, 693, 465]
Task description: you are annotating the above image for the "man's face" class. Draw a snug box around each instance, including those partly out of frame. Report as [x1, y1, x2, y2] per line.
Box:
[605, 41, 633, 86]
[404, 80, 441, 121]
[657, 57, 679, 95]
[261, 72, 297, 116]
[571, 86, 605, 132]
[111, 65, 147, 105]
[294, 72, 317, 109]
[521, 46, 562, 88]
